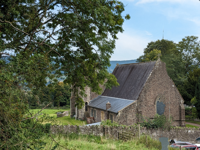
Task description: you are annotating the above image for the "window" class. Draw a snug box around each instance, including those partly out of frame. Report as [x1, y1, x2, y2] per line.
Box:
[156, 97, 165, 115]
[101, 111, 104, 121]
[85, 102, 88, 111]
[94, 110, 96, 118]
[110, 114, 113, 123]
[91, 109, 93, 117]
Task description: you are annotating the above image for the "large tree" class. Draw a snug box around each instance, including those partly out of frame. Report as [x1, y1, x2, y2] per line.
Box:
[0, 0, 129, 149]
[137, 39, 176, 62]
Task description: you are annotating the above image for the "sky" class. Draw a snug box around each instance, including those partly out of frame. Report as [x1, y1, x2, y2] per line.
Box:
[110, 0, 200, 60]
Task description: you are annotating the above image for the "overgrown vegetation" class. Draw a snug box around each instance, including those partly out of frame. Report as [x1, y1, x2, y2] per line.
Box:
[101, 119, 128, 127]
[140, 114, 172, 129]
[101, 115, 173, 130]
[32, 133, 161, 150]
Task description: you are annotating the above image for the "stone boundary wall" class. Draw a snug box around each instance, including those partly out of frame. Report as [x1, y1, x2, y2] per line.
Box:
[50, 125, 200, 143]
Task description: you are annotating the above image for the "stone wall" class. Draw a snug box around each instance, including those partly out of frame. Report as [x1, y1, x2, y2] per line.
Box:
[137, 59, 185, 126]
[88, 107, 110, 122]
[78, 86, 91, 120]
[50, 125, 200, 144]
[71, 84, 105, 119]
[116, 102, 137, 125]
[88, 102, 137, 126]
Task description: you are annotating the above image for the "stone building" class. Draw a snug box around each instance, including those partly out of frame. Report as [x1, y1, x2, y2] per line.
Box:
[71, 59, 185, 126]
[87, 59, 185, 126]
[70, 85, 105, 120]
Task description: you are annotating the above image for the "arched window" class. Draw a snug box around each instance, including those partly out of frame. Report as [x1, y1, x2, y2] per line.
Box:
[156, 97, 165, 115]
[85, 102, 88, 111]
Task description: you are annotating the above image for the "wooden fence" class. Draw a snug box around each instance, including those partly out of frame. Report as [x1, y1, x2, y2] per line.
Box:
[118, 131, 135, 141]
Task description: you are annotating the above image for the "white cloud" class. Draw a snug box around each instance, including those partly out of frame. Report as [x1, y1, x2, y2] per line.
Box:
[145, 31, 152, 36]
[187, 18, 200, 26]
[110, 29, 151, 60]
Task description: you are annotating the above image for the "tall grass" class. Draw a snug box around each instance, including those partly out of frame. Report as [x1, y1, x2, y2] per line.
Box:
[30, 133, 161, 150]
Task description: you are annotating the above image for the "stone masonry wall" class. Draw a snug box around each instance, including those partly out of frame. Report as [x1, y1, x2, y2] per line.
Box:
[71, 84, 105, 119]
[50, 125, 200, 144]
[78, 86, 91, 120]
[137, 60, 185, 126]
[116, 102, 137, 125]
[88, 106, 111, 122]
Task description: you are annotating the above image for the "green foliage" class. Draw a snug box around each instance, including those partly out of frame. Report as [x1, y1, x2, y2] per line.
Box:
[136, 135, 162, 150]
[191, 97, 197, 105]
[137, 49, 161, 62]
[195, 77, 200, 118]
[137, 39, 176, 62]
[28, 109, 86, 125]
[192, 107, 198, 118]
[38, 133, 160, 150]
[140, 115, 172, 129]
[185, 107, 192, 116]
[137, 36, 200, 106]
[185, 124, 199, 129]
[1, 0, 130, 148]
[101, 119, 125, 127]
[34, 82, 71, 109]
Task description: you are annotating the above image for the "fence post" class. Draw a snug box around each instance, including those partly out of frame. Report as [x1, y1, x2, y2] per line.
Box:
[180, 146, 181, 150]
[138, 124, 140, 139]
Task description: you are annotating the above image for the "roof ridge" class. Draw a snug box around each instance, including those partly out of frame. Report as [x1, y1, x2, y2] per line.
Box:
[101, 95, 136, 101]
[117, 61, 156, 67]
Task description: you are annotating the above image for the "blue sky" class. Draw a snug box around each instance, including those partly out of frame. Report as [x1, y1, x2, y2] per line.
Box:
[110, 0, 200, 60]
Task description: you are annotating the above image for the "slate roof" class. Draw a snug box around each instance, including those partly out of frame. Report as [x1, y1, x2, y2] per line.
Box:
[102, 61, 156, 100]
[88, 96, 135, 113]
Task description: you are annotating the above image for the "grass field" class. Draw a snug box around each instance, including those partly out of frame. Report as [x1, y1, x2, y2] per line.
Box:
[185, 124, 199, 129]
[27, 109, 86, 126]
[31, 133, 162, 150]
[186, 120, 200, 125]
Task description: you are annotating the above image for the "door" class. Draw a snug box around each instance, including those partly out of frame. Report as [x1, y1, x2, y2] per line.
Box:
[101, 111, 104, 121]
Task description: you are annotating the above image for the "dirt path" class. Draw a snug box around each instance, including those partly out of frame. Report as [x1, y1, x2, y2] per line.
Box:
[185, 122, 200, 127]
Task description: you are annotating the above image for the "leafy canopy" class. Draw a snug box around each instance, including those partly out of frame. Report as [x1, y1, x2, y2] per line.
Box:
[0, 0, 130, 149]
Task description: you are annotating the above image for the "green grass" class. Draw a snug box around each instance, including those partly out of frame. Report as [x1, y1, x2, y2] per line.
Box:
[31, 133, 161, 150]
[26, 109, 86, 126]
[186, 120, 200, 125]
[29, 108, 69, 115]
[185, 124, 199, 129]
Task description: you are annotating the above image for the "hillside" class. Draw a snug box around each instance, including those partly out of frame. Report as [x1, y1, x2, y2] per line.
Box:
[1, 56, 137, 81]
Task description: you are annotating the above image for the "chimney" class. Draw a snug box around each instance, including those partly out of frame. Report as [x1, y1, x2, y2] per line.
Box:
[106, 101, 111, 110]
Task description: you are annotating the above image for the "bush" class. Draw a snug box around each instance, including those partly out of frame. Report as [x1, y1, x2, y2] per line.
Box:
[192, 107, 198, 118]
[140, 114, 172, 129]
[185, 107, 192, 115]
[185, 115, 194, 120]
[101, 119, 127, 127]
[136, 135, 162, 149]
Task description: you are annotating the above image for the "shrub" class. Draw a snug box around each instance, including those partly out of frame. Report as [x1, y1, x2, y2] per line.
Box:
[136, 135, 162, 149]
[192, 107, 198, 118]
[140, 114, 172, 129]
[101, 119, 127, 127]
[185, 107, 192, 115]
